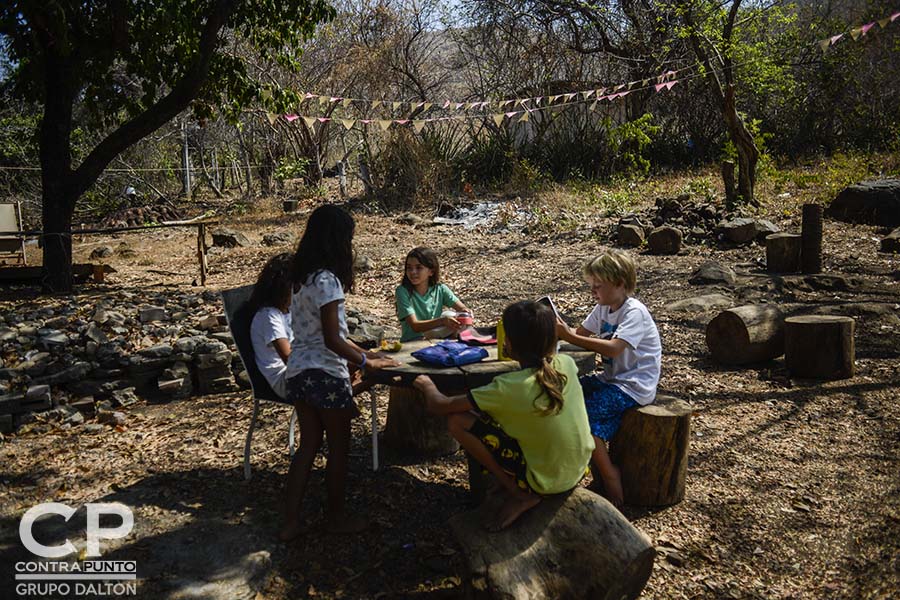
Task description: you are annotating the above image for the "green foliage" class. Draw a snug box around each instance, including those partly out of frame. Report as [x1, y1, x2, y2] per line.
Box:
[678, 176, 717, 203]
[608, 113, 660, 176]
[274, 157, 312, 182]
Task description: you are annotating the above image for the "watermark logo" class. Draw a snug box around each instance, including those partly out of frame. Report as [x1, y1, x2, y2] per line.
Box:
[15, 502, 138, 597]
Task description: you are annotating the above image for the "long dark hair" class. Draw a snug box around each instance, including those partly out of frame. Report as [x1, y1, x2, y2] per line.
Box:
[249, 252, 293, 314]
[291, 205, 355, 292]
[401, 246, 441, 292]
[502, 301, 566, 416]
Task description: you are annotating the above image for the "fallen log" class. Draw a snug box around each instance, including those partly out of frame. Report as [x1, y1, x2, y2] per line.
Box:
[705, 304, 785, 365]
[449, 486, 655, 600]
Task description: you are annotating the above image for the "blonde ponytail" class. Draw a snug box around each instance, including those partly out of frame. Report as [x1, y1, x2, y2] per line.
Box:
[533, 356, 567, 416]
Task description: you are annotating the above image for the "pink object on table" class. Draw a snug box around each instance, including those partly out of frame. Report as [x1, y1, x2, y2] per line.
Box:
[457, 312, 474, 326]
[459, 328, 495, 346]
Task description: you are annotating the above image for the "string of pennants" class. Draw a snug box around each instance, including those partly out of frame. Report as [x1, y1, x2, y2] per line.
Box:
[819, 9, 899, 51]
[269, 8, 900, 131]
[270, 70, 683, 131]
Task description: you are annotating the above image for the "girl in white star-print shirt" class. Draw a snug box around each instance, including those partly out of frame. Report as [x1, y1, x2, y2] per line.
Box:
[281, 205, 398, 541]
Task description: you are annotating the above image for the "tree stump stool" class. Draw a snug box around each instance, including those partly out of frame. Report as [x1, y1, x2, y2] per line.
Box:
[705, 304, 785, 365]
[766, 233, 801, 273]
[609, 395, 692, 507]
[785, 315, 855, 379]
[449, 486, 655, 600]
[383, 387, 460, 456]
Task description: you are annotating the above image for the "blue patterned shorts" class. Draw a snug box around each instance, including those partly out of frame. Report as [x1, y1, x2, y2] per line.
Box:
[286, 369, 355, 410]
[580, 375, 638, 440]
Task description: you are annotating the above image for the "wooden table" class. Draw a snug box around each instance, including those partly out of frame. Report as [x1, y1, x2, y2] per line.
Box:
[368, 339, 596, 460]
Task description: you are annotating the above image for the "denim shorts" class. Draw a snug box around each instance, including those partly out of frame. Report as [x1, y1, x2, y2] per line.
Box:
[580, 375, 639, 440]
[286, 369, 355, 410]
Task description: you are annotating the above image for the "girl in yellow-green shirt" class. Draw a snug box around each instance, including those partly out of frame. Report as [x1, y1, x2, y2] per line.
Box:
[413, 300, 594, 531]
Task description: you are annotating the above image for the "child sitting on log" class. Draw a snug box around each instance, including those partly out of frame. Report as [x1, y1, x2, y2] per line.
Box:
[414, 300, 594, 531]
[556, 249, 661, 508]
[396, 246, 472, 342]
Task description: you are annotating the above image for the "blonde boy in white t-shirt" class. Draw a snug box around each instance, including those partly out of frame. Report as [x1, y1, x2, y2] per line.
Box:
[556, 249, 661, 508]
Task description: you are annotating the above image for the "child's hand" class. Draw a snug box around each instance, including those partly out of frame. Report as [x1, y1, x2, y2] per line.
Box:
[413, 375, 436, 393]
[367, 357, 401, 371]
[555, 317, 573, 341]
[442, 315, 463, 332]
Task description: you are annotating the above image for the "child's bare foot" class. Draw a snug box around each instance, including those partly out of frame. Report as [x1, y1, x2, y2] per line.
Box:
[600, 464, 625, 509]
[279, 518, 306, 542]
[486, 492, 541, 532]
[325, 512, 368, 534]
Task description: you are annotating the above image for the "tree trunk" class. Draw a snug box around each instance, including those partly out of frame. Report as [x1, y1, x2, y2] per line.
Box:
[39, 50, 77, 293]
[706, 304, 785, 365]
[723, 85, 759, 206]
[610, 395, 692, 507]
[801, 203, 824, 274]
[384, 387, 459, 455]
[449, 486, 655, 599]
[766, 233, 802, 273]
[784, 315, 855, 379]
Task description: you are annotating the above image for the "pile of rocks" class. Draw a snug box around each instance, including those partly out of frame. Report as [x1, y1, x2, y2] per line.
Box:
[615, 194, 779, 254]
[0, 290, 386, 435]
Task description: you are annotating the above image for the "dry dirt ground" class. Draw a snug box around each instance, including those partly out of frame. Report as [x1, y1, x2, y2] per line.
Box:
[1, 175, 899, 599]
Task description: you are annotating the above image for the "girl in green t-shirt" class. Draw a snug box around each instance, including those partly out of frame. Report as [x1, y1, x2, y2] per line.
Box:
[395, 246, 472, 342]
[413, 301, 594, 531]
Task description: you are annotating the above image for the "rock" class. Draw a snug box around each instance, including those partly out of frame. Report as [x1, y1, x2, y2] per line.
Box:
[354, 254, 375, 272]
[348, 322, 384, 349]
[210, 331, 234, 345]
[33, 361, 92, 386]
[235, 370, 252, 389]
[22, 385, 52, 413]
[618, 224, 645, 247]
[647, 227, 682, 255]
[0, 327, 17, 342]
[396, 213, 425, 227]
[261, 232, 294, 246]
[98, 410, 126, 426]
[689, 261, 737, 285]
[110, 387, 139, 408]
[212, 228, 251, 248]
[38, 331, 69, 349]
[827, 179, 900, 227]
[139, 306, 169, 323]
[89, 246, 113, 259]
[196, 350, 232, 369]
[85, 322, 108, 344]
[70, 398, 96, 416]
[158, 378, 192, 399]
[66, 411, 85, 426]
[716, 218, 778, 244]
[880, 227, 900, 253]
[138, 344, 173, 358]
[83, 423, 104, 434]
[667, 294, 733, 313]
[0, 414, 13, 434]
[198, 315, 220, 330]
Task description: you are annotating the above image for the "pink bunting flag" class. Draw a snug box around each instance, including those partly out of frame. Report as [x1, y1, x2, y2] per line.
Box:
[564, 93, 576, 101]
[665, 80, 678, 91]
[830, 33, 844, 44]
[284, 114, 299, 121]
[860, 22, 875, 35]
[455, 103, 464, 110]
[892, 12, 900, 22]
[504, 111, 519, 118]
[394, 119, 409, 125]
[359, 119, 372, 125]
[442, 100, 451, 109]
[619, 90, 631, 98]
[654, 82, 667, 93]
[317, 117, 331, 123]
[613, 84, 625, 92]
